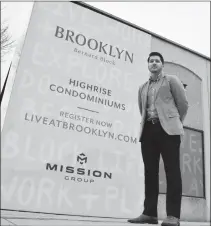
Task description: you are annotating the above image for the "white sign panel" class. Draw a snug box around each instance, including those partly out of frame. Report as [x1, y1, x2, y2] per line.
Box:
[1, 2, 151, 217]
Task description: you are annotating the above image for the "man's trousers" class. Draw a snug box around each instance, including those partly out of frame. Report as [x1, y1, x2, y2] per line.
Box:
[141, 120, 182, 219]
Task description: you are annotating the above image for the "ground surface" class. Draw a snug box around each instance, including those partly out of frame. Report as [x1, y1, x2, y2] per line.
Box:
[1, 210, 210, 226]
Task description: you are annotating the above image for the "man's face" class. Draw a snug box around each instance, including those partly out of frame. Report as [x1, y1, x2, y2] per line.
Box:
[148, 55, 163, 73]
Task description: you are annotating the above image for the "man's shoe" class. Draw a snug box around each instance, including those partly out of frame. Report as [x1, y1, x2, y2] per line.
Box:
[127, 214, 158, 224]
[161, 216, 180, 226]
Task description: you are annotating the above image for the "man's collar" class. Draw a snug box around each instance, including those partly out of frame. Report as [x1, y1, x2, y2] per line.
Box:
[149, 72, 164, 82]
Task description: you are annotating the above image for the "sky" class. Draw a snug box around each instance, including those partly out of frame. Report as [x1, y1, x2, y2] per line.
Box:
[1, 1, 210, 88]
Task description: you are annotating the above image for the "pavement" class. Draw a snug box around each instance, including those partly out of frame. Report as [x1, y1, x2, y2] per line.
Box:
[1, 210, 210, 226]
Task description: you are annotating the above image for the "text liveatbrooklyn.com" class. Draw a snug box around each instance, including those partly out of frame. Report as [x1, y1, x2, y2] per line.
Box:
[24, 113, 137, 144]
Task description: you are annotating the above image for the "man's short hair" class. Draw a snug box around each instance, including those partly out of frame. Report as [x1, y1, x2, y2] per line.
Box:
[147, 52, 164, 64]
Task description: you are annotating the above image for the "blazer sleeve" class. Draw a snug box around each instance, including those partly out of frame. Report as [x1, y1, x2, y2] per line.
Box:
[168, 75, 189, 123]
[138, 85, 144, 116]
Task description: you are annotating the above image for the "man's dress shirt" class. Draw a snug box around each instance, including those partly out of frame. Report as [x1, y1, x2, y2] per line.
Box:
[146, 74, 162, 121]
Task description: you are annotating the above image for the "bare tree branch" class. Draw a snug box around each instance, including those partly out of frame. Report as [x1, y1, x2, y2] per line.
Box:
[1, 12, 15, 61]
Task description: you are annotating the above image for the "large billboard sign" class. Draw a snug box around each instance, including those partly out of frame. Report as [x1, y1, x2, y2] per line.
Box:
[1, 2, 151, 217]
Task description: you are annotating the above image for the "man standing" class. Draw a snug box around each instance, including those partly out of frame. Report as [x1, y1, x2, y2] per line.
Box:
[128, 52, 188, 226]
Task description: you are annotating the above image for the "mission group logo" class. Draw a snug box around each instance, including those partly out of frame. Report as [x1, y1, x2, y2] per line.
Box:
[45, 153, 113, 183]
[77, 153, 87, 165]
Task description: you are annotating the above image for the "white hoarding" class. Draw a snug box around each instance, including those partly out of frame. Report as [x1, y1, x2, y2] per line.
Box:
[1, 2, 151, 217]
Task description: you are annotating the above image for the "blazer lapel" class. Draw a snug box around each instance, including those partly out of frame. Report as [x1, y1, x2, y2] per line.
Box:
[154, 74, 165, 100]
[142, 81, 150, 116]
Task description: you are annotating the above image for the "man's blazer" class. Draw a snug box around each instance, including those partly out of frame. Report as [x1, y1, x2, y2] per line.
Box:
[138, 73, 189, 142]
